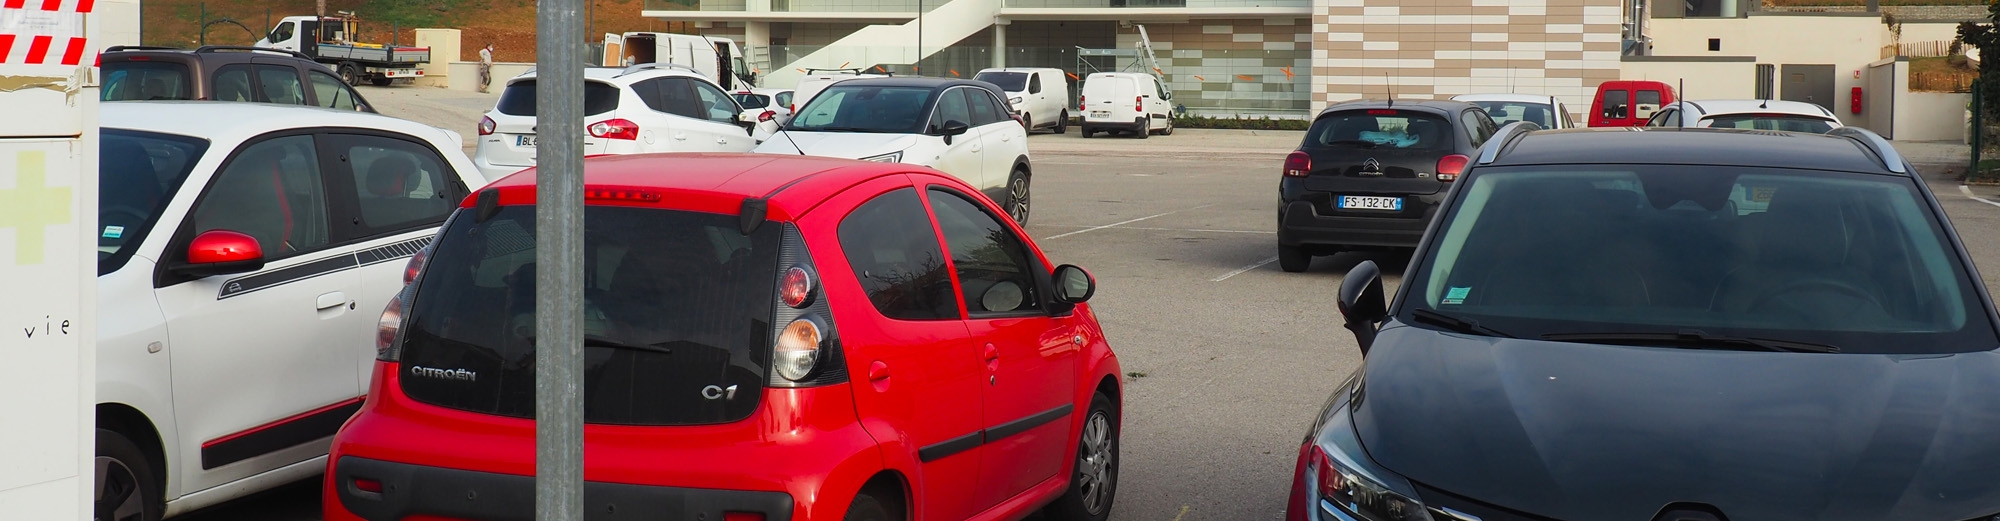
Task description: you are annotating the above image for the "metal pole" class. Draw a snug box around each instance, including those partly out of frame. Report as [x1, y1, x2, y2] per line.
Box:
[916, 0, 922, 73]
[1973, 79, 1983, 180]
[534, 0, 586, 517]
[200, 3, 207, 46]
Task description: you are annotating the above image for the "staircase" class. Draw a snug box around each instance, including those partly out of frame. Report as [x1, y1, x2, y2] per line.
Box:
[762, 0, 1001, 88]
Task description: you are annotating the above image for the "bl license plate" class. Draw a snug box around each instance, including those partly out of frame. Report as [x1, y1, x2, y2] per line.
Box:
[516, 135, 537, 147]
[1339, 196, 1402, 211]
[1091, 111, 1110, 118]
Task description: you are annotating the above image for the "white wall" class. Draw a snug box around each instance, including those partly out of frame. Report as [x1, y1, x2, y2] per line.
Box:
[1896, 91, 1971, 142]
[448, 61, 535, 91]
[415, 29, 462, 88]
[1648, 14, 1888, 126]
[1620, 60, 1758, 99]
[98, 0, 142, 47]
[1900, 21, 1977, 56]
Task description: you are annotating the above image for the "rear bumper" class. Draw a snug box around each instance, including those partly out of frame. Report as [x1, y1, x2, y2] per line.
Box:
[1277, 200, 1430, 249]
[330, 456, 793, 521]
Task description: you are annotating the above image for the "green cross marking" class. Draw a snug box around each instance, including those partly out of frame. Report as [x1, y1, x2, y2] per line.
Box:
[1, 151, 73, 266]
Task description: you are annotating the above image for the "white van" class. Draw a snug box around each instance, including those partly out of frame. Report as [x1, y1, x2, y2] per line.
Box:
[602, 31, 754, 90]
[1079, 72, 1173, 139]
[975, 67, 1070, 134]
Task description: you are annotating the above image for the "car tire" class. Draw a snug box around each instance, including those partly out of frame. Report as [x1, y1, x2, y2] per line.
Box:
[1081, 126, 1095, 138]
[1022, 113, 1034, 134]
[1160, 117, 1173, 136]
[339, 63, 362, 86]
[1004, 169, 1031, 224]
[1278, 244, 1311, 273]
[1056, 110, 1070, 134]
[843, 492, 894, 521]
[1134, 118, 1149, 140]
[1044, 392, 1119, 521]
[370, 77, 392, 87]
[95, 428, 162, 521]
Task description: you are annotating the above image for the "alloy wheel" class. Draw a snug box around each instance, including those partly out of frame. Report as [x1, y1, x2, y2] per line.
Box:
[1077, 411, 1113, 515]
[94, 456, 144, 521]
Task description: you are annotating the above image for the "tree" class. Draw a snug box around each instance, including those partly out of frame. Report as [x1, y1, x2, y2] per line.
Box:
[1958, 2, 2000, 116]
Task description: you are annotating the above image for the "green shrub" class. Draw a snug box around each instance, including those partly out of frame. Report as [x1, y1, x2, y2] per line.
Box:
[1167, 114, 1311, 131]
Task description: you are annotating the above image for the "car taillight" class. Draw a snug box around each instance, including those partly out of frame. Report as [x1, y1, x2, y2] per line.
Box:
[376, 292, 405, 361]
[1283, 151, 1311, 178]
[1079, 95, 1085, 111]
[722, 513, 765, 521]
[774, 316, 823, 381]
[780, 266, 817, 308]
[768, 225, 844, 387]
[403, 247, 429, 286]
[1436, 154, 1470, 182]
[759, 110, 776, 122]
[353, 478, 384, 494]
[478, 116, 496, 136]
[588, 118, 640, 140]
[1135, 95, 1143, 112]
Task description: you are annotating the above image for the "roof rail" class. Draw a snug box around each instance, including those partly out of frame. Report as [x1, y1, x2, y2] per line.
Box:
[805, 67, 866, 74]
[195, 45, 315, 62]
[616, 62, 703, 78]
[1476, 121, 1541, 165]
[1826, 126, 1907, 174]
[104, 45, 185, 53]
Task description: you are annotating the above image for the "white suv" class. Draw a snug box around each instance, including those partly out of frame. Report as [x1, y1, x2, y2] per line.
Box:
[472, 64, 759, 179]
[1644, 99, 1845, 133]
[95, 102, 488, 520]
[754, 77, 1035, 223]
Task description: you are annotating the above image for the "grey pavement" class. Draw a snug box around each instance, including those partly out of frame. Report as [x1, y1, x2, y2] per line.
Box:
[355, 84, 498, 150]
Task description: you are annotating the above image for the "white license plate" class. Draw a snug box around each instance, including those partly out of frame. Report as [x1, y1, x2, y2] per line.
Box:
[1339, 196, 1402, 211]
[516, 135, 537, 147]
[1091, 111, 1110, 118]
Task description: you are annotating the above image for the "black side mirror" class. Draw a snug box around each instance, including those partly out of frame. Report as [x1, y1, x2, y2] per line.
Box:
[1337, 260, 1387, 355]
[936, 119, 970, 144]
[1052, 264, 1096, 304]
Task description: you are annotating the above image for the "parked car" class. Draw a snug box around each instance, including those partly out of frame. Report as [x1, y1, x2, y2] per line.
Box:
[790, 68, 890, 114]
[95, 102, 486, 521]
[1277, 99, 1497, 272]
[1078, 72, 1173, 138]
[1452, 93, 1577, 129]
[1588, 80, 1676, 127]
[1299, 124, 2000, 521]
[100, 45, 375, 113]
[756, 77, 1035, 223]
[473, 63, 759, 180]
[734, 87, 795, 123]
[1645, 99, 1844, 132]
[326, 153, 1123, 521]
[976, 67, 1071, 134]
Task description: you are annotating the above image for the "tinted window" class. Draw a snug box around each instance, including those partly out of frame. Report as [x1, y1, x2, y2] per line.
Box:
[1304, 110, 1453, 150]
[838, 188, 958, 320]
[928, 189, 1042, 315]
[99, 130, 208, 274]
[1601, 90, 1628, 120]
[1703, 115, 1838, 133]
[1461, 110, 1496, 147]
[975, 71, 1029, 92]
[308, 71, 359, 110]
[636, 78, 701, 119]
[256, 65, 307, 105]
[495, 80, 621, 117]
[397, 205, 780, 425]
[1636, 90, 1663, 108]
[1029, 74, 1042, 94]
[931, 87, 972, 130]
[775, 91, 793, 108]
[788, 85, 935, 134]
[689, 79, 743, 123]
[336, 134, 462, 233]
[269, 21, 295, 43]
[732, 93, 770, 109]
[1406, 166, 1996, 354]
[1472, 101, 1557, 128]
[102, 62, 192, 101]
[966, 88, 1004, 126]
[191, 134, 330, 259]
[212, 65, 256, 102]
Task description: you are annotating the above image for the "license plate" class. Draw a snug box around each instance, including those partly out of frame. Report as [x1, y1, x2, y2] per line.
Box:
[1091, 111, 1110, 118]
[1339, 196, 1402, 211]
[516, 135, 537, 147]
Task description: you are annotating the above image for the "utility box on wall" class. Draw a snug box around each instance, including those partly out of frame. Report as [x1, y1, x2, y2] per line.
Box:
[0, 0, 98, 519]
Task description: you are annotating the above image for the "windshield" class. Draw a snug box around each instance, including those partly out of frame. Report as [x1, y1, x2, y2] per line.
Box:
[786, 85, 936, 134]
[1703, 114, 1838, 133]
[99, 129, 210, 275]
[102, 62, 193, 101]
[495, 80, 621, 117]
[1472, 101, 1556, 128]
[1404, 165, 1997, 354]
[397, 205, 781, 425]
[732, 93, 770, 109]
[1304, 110, 1453, 150]
[975, 72, 1029, 92]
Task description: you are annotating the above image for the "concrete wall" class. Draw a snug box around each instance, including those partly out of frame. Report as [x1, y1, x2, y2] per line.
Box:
[448, 62, 536, 91]
[415, 29, 462, 88]
[1311, 0, 1626, 115]
[1647, 14, 1888, 126]
[1121, 19, 1312, 114]
[1619, 58, 1757, 99]
[1896, 91, 1970, 142]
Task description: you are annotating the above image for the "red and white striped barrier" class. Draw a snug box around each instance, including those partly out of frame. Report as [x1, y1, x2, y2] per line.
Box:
[0, 0, 93, 65]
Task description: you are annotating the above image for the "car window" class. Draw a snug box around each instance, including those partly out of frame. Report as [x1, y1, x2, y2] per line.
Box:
[1562, 103, 1577, 128]
[1702, 115, 1838, 133]
[308, 71, 359, 111]
[269, 21, 294, 43]
[838, 187, 959, 320]
[776, 91, 793, 108]
[928, 189, 1042, 316]
[255, 65, 307, 105]
[1407, 165, 1996, 354]
[636, 78, 699, 119]
[1305, 110, 1453, 151]
[190, 134, 330, 259]
[689, 79, 743, 123]
[1028, 74, 1042, 95]
[732, 93, 770, 109]
[1155, 80, 1170, 99]
[1472, 101, 1556, 128]
[335, 134, 463, 234]
[975, 71, 1029, 92]
[1600, 90, 1628, 120]
[102, 62, 193, 101]
[788, 85, 935, 134]
[966, 88, 1003, 127]
[931, 87, 972, 130]
[1461, 110, 1497, 147]
[99, 129, 209, 275]
[1650, 108, 1681, 127]
[213, 65, 256, 102]
[495, 80, 620, 117]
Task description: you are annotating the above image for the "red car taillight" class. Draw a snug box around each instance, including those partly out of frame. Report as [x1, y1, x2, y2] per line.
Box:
[1079, 95, 1085, 111]
[403, 247, 429, 286]
[1436, 154, 1470, 182]
[1135, 95, 1143, 112]
[768, 226, 845, 387]
[758, 110, 776, 122]
[376, 292, 404, 361]
[588, 118, 640, 140]
[478, 116, 496, 136]
[1283, 151, 1311, 178]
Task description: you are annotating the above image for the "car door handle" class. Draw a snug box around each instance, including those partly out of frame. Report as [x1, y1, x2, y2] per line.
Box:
[970, 143, 983, 153]
[716, 137, 729, 145]
[673, 132, 688, 140]
[316, 292, 347, 311]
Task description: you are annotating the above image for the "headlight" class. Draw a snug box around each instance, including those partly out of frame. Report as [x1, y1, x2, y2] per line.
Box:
[858, 151, 902, 163]
[1009, 96, 1024, 105]
[1309, 394, 1433, 521]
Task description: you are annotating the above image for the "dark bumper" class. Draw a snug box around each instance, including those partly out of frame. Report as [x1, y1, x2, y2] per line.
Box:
[1277, 200, 1430, 248]
[332, 456, 794, 521]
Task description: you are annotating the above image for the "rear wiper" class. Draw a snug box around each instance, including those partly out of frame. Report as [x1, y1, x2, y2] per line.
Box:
[1541, 330, 1839, 353]
[582, 335, 675, 355]
[1320, 139, 1380, 148]
[1410, 309, 1514, 338]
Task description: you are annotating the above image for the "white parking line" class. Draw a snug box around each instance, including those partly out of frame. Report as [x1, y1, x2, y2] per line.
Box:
[1960, 185, 2000, 209]
[1210, 256, 1279, 282]
[1039, 204, 1216, 240]
[1037, 225, 1274, 235]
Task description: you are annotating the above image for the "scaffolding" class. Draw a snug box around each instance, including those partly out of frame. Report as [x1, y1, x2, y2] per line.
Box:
[1073, 24, 1165, 80]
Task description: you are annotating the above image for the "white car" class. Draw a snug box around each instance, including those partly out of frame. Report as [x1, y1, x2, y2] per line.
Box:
[732, 87, 794, 124]
[755, 77, 1035, 223]
[1644, 99, 1844, 133]
[472, 63, 759, 180]
[975, 67, 1071, 134]
[1079, 71, 1174, 139]
[1452, 93, 1578, 129]
[95, 102, 488, 520]
[787, 68, 889, 117]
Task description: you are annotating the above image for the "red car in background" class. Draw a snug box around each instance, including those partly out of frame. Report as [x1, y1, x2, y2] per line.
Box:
[1588, 80, 1678, 127]
[324, 153, 1123, 521]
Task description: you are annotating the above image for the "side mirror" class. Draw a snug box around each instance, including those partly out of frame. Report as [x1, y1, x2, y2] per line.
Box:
[1337, 260, 1387, 355]
[937, 119, 970, 144]
[1052, 264, 1096, 304]
[173, 230, 266, 278]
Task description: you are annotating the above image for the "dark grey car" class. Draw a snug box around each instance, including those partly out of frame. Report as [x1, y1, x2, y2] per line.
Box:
[101, 45, 375, 113]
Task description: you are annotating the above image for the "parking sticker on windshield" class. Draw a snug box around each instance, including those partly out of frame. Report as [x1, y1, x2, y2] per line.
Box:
[1442, 286, 1471, 305]
[101, 226, 123, 239]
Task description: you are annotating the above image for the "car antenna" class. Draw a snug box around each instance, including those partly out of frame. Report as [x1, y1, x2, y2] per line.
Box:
[1677, 78, 1686, 129]
[1385, 72, 1393, 107]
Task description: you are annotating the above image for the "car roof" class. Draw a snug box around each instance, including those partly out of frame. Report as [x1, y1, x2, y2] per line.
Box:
[1452, 93, 1558, 104]
[832, 77, 997, 89]
[478, 153, 927, 219]
[1490, 127, 1890, 173]
[101, 46, 317, 67]
[1318, 99, 1478, 116]
[1675, 99, 1838, 119]
[736, 87, 791, 94]
[979, 67, 1059, 73]
[102, 101, 457, 146]
[513, 65, 703, 84]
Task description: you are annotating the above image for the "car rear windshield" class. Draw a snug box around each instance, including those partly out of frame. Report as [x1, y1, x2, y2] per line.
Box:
[102, 62, 193, 101]
[1703, 114, 1837, 133]
[495, 80, 621, 117]
[99, 129, 209, 275]
[397, 205, 781, 425]
[732, 93, 770, 109]
[1471, 101, 1557, 129]
[975, 72, 1029, 92]
[1304, 110, 1453, 150]
[1404, 165, 1998, 354]
[787, 85, 936, 134]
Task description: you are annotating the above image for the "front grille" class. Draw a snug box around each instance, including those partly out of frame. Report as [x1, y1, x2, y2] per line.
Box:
[1412, 482, 1562, 521]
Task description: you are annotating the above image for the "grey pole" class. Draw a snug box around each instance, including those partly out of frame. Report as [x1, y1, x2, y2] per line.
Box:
[534, 0, 586, 518]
